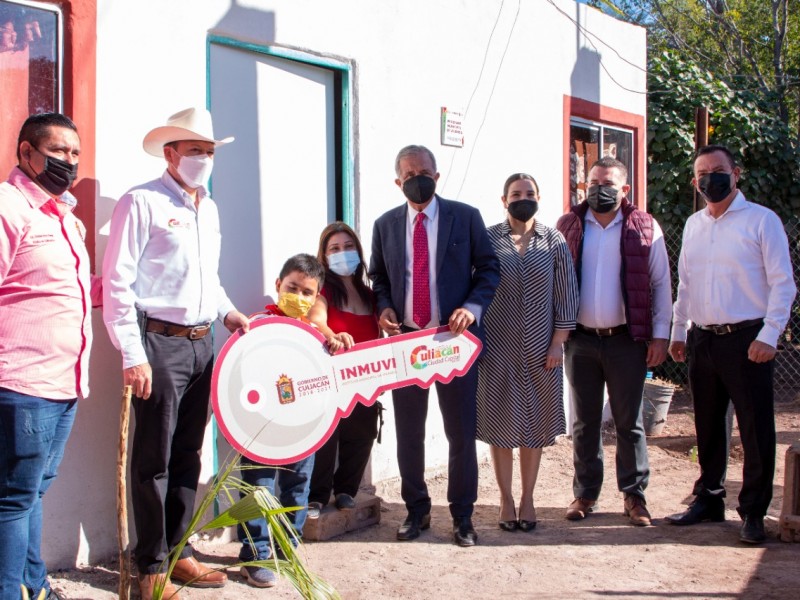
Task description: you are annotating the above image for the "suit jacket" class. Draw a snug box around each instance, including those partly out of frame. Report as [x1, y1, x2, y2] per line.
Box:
[369, 196, 499, 335]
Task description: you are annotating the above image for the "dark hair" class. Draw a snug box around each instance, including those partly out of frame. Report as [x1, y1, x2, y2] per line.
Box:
[316, 221, 374, 311]
[278, 253, 326, 290]
[502, 173, 540, 198]
[17, 113, 78, 161]
[590, 156, 628, 183]
[395, 144, 437, 176]
[695, 144, 737, 170]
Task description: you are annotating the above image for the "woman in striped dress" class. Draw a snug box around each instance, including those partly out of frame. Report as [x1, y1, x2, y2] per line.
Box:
[476, 173, 579, 532]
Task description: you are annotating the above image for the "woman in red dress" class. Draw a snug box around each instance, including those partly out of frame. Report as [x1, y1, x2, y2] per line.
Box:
[307, 222, 382, 516]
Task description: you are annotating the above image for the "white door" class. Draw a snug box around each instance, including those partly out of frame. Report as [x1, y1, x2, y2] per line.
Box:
[209, 43, 337, 319]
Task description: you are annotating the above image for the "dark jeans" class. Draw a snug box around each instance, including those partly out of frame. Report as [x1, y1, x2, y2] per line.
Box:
[131, 332, 214, 574]
[564, 330, 650, 501]
[0, 388, 76, 600]
[392, 365, 479, 519]
[238, 455, 314, 561]
[309, 402, 379, 505]
[687, 324, 775, 517]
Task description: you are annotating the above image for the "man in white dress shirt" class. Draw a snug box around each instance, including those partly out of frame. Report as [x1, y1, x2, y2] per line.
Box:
[556, 157, 672, 527]
[103, 107, 249, 598]
[666, 144, 796, 544]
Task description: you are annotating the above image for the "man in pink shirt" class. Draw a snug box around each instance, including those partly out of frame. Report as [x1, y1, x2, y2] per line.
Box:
[0, 113, 92, 600]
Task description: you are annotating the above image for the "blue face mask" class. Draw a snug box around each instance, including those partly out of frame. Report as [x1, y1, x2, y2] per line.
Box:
[327, 250, 361, 277]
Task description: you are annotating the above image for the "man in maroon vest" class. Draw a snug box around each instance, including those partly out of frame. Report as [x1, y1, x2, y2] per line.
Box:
[556, 157, 671, 527]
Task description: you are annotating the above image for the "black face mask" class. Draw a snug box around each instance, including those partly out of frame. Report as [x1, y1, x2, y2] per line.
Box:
[402, 175, 436, 205]
[698, 172, 733, 203]
[32, 149, 78, 196]
[586, 185, 620, 214]
[506, 199, 538, 222]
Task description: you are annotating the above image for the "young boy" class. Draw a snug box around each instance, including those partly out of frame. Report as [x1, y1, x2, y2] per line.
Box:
[238, 253, 326, 588]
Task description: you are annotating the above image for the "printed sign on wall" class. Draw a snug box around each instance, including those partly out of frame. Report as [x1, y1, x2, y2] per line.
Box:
[441, 106, 465, 147]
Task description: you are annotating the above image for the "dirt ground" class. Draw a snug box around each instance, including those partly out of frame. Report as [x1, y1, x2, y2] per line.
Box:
[50, 389, 800, 600]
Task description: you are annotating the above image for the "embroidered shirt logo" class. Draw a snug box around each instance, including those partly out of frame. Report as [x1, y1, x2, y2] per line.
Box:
[167, 218, 191, 230]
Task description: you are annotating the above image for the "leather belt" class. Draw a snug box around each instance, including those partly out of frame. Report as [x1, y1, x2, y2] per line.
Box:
[145, 318, 212, 340]
[694, 318, 763, 336]
[576, 323, 628, 337]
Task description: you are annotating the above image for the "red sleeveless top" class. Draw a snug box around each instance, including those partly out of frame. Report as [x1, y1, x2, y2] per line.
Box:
[322, 287, 380, 343]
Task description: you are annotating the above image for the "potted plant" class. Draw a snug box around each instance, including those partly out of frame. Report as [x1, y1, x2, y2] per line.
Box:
[642, 376, 677, 436]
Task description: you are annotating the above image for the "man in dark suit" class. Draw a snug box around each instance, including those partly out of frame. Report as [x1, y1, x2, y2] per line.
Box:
[369, 144, 499, 547]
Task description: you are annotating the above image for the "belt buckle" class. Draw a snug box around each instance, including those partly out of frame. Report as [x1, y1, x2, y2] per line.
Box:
[188, 325, 209, 340]
[599, 327, 612, 336]
[711, 324, 733, 335]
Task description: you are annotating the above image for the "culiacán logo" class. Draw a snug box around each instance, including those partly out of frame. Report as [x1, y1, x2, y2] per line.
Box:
[409, 344, 461, 370]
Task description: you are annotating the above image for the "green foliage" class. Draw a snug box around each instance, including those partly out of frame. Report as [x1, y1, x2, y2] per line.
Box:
[151, 455, 340, 600]
[647, 50, 800, 226]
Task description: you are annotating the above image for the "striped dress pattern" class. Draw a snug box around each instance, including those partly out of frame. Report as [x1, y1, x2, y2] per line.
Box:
[476, 220, 579, 448]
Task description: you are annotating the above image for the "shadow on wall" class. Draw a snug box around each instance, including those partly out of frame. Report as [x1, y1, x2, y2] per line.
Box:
[570, 49, 601, 108]
[41, 183, 131, 568]
[569, 2, 601, 112]
[43, 310, 123, 568]
[210, 0, 276, 44]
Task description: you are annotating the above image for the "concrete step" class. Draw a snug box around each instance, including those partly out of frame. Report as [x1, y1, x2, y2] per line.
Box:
[304, 493, 381, 541]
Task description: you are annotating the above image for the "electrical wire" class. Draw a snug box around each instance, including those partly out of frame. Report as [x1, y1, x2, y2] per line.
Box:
[454, 0, 522, 199]
[441, 0, 507, 193]
[549, 0, 800, 96]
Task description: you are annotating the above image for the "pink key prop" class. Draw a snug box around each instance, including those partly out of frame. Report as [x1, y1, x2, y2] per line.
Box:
[211, 316, 482, 465]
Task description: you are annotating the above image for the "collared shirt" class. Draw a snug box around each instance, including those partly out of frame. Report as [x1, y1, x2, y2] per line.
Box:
[671, 192, 796, 348]
[403, 196, 440, 328]
[0, 167, 92, 399]
[103, 171, 235, 368]
[577, 208, 672, 339]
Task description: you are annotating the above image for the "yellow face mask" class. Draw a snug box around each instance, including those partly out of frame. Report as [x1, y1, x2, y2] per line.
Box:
[277, 292, 314, 318]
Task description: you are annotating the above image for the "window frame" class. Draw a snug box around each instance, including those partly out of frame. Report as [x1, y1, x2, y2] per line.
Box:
[0, 0, 64, 110]
[562, 95, 646, 213]
[570, 116, 635, 206]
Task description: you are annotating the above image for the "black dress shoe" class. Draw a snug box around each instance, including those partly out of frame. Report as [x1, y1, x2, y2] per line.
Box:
[665, 499, 725, 526]
[518, 519, 537, 532]
[740, 515, 766, 544]
[498, 519, 518, 532]
[453, 517, 478, 547]
[397, 513, 431, 541]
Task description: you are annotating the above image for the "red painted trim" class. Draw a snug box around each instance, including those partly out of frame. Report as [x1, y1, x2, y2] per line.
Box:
[56, 0, 97, 271]
[562, 95, 646, 213]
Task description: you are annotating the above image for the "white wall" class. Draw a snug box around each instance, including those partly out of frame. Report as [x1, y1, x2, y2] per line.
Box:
[42, 0, 646, 567]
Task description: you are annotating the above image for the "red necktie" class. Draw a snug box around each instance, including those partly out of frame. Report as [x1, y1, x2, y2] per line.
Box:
[413, 212, 431, 329]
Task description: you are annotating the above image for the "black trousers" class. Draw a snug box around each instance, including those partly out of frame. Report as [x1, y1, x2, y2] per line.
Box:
[686, 324, 775, 517]
[391, 365, 479, 519]
[308, 402, 380, 505]
[130, 331, 214, 573]
[564, 330, 650, 500]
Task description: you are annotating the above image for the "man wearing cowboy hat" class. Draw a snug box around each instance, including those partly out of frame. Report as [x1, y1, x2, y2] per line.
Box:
[103, 107, 249, 597]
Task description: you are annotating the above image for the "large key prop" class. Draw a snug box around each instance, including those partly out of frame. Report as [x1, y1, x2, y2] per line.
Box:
[211, 316, 482, 465]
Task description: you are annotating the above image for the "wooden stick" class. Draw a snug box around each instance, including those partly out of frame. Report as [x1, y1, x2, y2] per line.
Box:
[117, 385, 133, 600]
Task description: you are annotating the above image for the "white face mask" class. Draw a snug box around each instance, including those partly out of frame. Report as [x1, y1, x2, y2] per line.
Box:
[327, 250, 361, 277]
[176, 154, 213, 189]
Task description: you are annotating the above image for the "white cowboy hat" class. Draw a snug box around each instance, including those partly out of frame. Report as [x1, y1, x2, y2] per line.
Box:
[142, 107, 234, 157]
